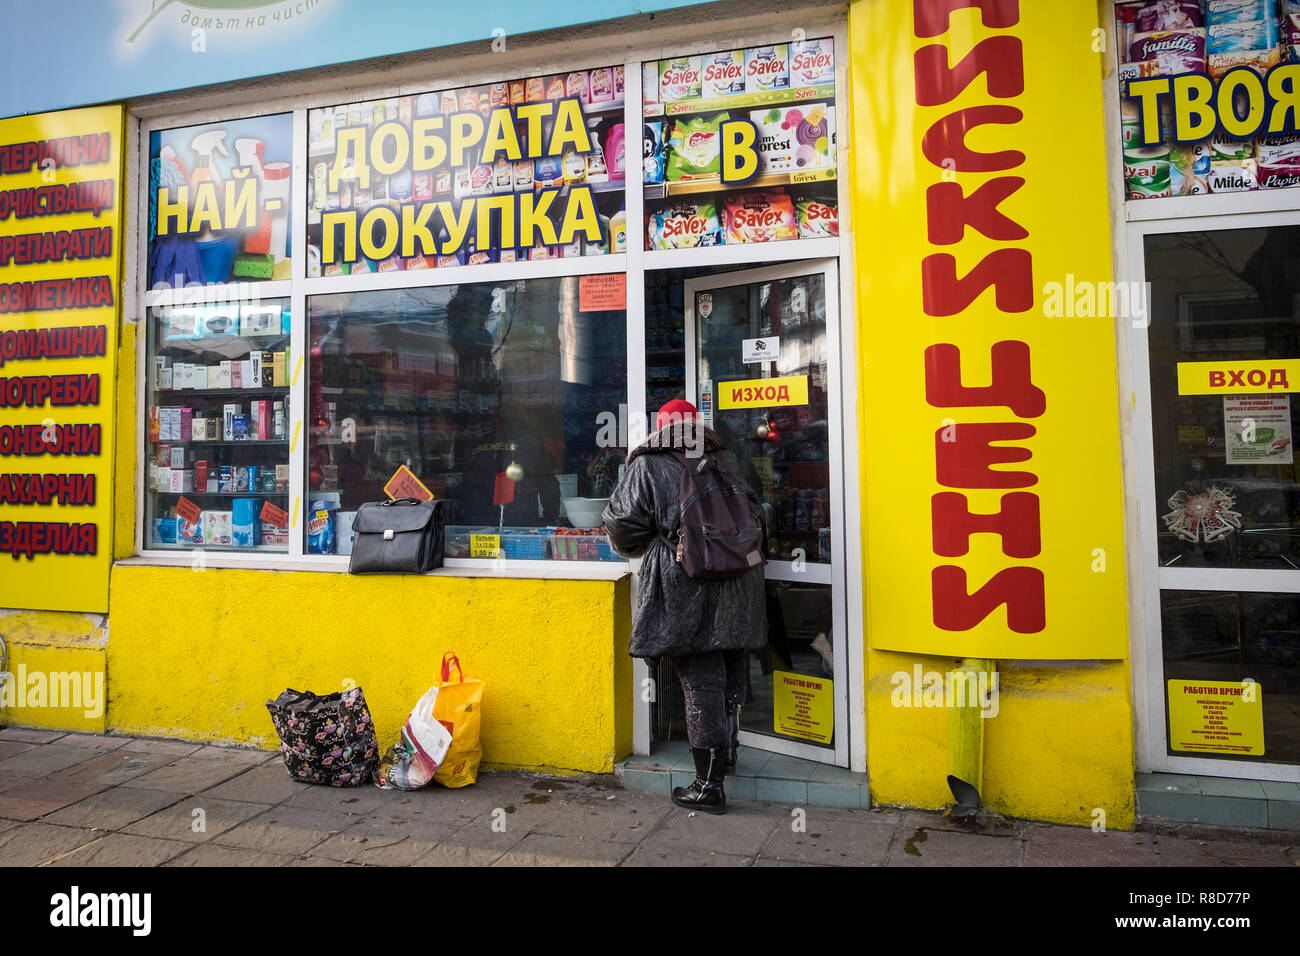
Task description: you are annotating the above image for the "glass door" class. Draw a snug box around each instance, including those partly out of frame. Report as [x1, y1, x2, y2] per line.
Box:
[684, 260, 847, 765]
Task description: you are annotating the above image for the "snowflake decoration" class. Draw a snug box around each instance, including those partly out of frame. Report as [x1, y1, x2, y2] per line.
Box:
[1162, 486, 1242, 544]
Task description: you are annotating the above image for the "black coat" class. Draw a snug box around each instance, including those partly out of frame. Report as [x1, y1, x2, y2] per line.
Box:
[602, 423, 767, 660]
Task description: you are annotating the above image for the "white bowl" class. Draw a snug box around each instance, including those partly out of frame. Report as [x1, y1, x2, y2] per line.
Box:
[562, 497, 610, 529]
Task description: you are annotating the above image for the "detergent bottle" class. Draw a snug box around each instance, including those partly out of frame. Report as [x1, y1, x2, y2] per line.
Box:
[234, 138, 271, 256]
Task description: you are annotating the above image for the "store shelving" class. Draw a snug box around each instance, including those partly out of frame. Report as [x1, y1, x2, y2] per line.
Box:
[644, 85, 834, 118]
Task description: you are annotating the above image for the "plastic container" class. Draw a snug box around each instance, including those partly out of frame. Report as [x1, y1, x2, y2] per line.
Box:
[604, 123, 626, 181]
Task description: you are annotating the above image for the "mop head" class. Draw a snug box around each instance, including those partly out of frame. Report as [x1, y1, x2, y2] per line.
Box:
[232, 253, 274, 279]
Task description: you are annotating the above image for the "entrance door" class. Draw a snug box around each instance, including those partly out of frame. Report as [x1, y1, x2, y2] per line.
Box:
[685, 260, 847, 765]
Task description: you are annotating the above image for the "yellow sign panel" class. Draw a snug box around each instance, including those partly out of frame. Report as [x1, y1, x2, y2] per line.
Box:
[773, 670, 833, 744]
[717, 375, 808, 410]
[851, 2, 1128, 658]
[1177, 360, 1300, 395]
[0, 106, 124, 613]
[470, 534, 501, 558]
[1168, 680, 1264, 757]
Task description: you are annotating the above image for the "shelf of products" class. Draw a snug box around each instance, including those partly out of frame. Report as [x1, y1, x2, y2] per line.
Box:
[146, 299, 293, 552]
[642, 40, 840, 251]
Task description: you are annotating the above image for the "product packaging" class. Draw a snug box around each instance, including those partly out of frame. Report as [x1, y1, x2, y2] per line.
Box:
[203, 510, 233, 546]
[701, 50, 745, 98]
[307, 501, 335, 554]
[1205, 0, 1273, 26]
[643, 122, 665, 184]
[232, 498, 261, 547]
[1137, 1, 1203, 31]
[666, 113, 729, 181]
[796, 199, 838, 237]
[790, 38, 836, 87]
[749, 104, 832, 173]
[1128, 29, 1208, 75]
[1207, 158, 1260, 192]
[1207, 18, 1280, 53]
[745, 45, 791, 94]
[722, 190, 797, 243]
[589, 67, 614, 103]
[648, 201, 723, 250]
[659, 57, 702, 102]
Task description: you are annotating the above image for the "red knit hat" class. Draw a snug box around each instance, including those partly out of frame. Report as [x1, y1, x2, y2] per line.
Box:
[656, 399, 699, 432]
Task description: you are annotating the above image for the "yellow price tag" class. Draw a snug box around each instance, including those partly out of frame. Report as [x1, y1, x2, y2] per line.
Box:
[470, 534, 501, 558]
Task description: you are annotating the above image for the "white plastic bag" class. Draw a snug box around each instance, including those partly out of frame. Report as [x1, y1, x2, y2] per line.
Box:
[374, 685, 454, 790]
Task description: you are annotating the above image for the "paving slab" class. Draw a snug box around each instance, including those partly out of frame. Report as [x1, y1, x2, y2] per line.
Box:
[639, 800, 786, 856]
[885, 826, 1026, 866]
[395, 814, 529, 865]
[212, 807, 360, 856]
[165, 844, 297, 867]
[121, 796, 272, 843]
[758, 808, 896, 865]
[282, 781, 395, 814]
[1022, 825, 1161, 867]
[0, 822, 99, 865]
[0, 744, 103, 779]
[494, 832, 635, 866]
[201, 761, 313, 804]
[120, 738, 204, 757]
[0, 779, 107, 821]
[622, 844, 755, 866]
[119, 749, 275, 793]
[48, 833, 192, 867]
[43, 787, 186, 831]
[0, 728, 66, 744]
[47, 750, 175, 788]
[1151, 832, 1297, 867]
[0, 740, 34, 761]
[309, 832, 456, 866]
[56, 733, 133, 751]
[532, 789, 673, 844]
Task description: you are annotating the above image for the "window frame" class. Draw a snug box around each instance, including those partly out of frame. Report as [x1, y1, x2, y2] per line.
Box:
[129, 11, 854, 580]
[1108, 1, 1300, 782]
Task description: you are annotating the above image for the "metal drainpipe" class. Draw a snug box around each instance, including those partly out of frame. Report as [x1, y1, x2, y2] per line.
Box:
[946, 658, 994, 822]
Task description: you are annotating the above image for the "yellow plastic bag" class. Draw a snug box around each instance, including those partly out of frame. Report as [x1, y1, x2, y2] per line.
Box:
[432, 652, 484, 788]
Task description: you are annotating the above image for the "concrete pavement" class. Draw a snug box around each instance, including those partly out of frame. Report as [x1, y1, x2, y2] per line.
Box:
[0, 728, 1295, 867]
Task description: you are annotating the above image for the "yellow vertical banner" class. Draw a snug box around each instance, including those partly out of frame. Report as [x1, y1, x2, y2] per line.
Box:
[0, 106, 124, 612]
[851, 1, 1127, 658]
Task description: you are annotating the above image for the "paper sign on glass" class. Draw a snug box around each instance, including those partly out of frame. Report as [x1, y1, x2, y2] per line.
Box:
[384, 465, 434, 501]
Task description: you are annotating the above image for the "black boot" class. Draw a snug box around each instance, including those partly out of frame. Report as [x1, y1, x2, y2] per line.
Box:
[723, 705, 740, 773]
[672, 747, 726, 814]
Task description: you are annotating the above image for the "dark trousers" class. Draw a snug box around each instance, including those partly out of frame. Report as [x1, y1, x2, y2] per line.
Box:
[671, 650, 747, 750]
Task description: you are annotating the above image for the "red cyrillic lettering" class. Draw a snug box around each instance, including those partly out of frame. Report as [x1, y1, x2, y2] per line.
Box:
[932, 565, 1045, 632]
[924, 341, 1045, 417]
[935, 422, 1037, 488]
[914, 0, 1019, 37]
[914, 36, 1024, 106]
[932, 491, 1041, 557]
[926, 177, 1027, 245]
[922, 106, 1025, 173]
[922, 249, 1034, 316]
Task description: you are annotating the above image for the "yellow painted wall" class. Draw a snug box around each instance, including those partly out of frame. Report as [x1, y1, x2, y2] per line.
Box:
[849, 0, 1136, 827]
[0, 610, 108, 732]
[107, 565, 633, 774]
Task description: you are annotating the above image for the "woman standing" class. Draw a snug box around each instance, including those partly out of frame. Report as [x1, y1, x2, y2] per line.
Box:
[602, 400, 767, 814]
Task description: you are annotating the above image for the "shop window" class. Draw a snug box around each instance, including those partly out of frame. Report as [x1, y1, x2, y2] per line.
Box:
[305, 68, 627, 274]
[144, 299, 292, 551]
[643, 38, 840, 251]
[1146, 226, 1300, 569]
[1115, 2, 1300, 202]
[307, 277, 627, 560]
[1161, 589, 1299, 765]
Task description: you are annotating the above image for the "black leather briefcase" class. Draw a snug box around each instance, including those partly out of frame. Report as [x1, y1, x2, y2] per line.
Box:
[348, 498, 444, 573]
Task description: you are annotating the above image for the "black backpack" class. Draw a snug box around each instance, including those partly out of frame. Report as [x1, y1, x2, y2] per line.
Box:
[665, 451, 766, 580]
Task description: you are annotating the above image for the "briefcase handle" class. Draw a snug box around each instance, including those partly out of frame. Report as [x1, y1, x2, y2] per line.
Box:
[380, 497, 423, 507]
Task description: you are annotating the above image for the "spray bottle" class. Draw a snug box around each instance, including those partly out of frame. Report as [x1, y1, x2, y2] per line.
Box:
[189, 130, 229, 242]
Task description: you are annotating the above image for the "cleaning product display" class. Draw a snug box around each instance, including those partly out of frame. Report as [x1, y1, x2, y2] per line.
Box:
[643, 38, 839, 251]
[145, 299, 292, 552]
[149, 114, 294, 287]
[1116, 0, 1300, 199]
[305, 67, 627, 274]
